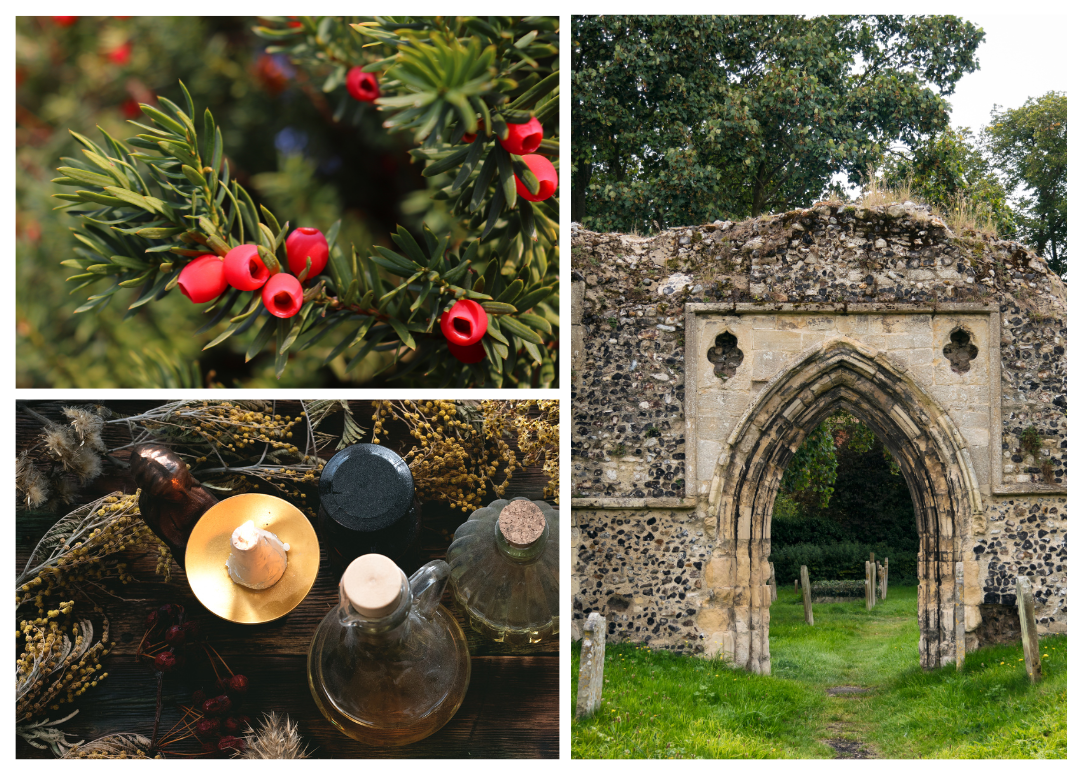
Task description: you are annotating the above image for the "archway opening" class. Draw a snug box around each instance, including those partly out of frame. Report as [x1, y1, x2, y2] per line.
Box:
[767, 410, 920, 677]
[703, 338, 978, 674]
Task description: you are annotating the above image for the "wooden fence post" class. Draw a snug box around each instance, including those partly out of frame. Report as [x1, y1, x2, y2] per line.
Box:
[575, 612, 607, 718]
[955, 563, 965, 671]
[1015, 576, 1042, 683]
[865, 561, 873, 610]
[800, 565, 813, 626]
[768, 562, 778, 603]
[882, 557, 888, 600]
[794, 578, 799, 591]
[871, 561, 877, 607]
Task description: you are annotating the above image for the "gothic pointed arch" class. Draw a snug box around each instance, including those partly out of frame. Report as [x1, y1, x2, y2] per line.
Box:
[701, 337, 981, 673]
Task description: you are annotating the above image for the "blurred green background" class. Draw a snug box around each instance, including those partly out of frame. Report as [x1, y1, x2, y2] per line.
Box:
[17, 16, 470, 387]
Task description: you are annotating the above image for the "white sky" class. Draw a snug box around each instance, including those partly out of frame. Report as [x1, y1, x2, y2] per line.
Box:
[946, 14, 1068, 133]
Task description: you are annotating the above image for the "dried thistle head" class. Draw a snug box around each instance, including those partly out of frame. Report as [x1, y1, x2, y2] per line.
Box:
[43, 425, 78, 464]
[69, 446, 103, 484]
[16, 452, 49, 509]
[62, 406, 107, 453]
[240, 712, 309, 759]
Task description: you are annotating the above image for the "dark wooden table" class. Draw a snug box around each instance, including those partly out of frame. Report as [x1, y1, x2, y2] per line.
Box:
[16, 400, 559, 758]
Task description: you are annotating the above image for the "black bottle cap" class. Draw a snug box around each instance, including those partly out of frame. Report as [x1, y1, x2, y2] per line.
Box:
[319, 444, 415, 533]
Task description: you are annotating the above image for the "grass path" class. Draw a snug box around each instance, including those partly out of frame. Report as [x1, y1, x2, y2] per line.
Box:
[572, 586, 1066, 758]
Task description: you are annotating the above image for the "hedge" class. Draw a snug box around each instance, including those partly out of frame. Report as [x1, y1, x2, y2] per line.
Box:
[770, 541, 918, 585]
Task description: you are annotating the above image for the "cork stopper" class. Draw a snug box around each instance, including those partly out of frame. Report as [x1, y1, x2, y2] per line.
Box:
[498, 500, 546, 548]
[341, 554, 406, 618]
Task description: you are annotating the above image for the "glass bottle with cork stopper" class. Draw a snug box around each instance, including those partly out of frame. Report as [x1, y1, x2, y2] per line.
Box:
[307, 553, 471, 746]
[446, 498, 559, 644]
[317, 444, 422, 574]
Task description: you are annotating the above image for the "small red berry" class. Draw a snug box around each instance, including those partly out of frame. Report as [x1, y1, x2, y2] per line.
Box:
[498, 116, 543, 156]
[262, 273, 304, 318]
[447, 340, 486, 364]
[223, 244, 270, 291]
[153, 651, 178, 672]
[462, 119, 485, 144]
[195, 718, 220, 739]
[346, 67, 379, 102]
[192, 688, 207, 706]
[236, 714, 251, 730]
[144, 609, 161, 631]
[107, 41, 132, 65]
[218, 736, 246, 752]
[164, 625, 185, 645]
[514, 154, 559, 202]
[203, 694, 231, 714]
[228, 674, 249, 696]
[158, 604, 176, 618]
[223, 716, 242, 735]
[215, 677, 230, 695]
[200, 741, 219, 755]
[120, 98, 142, 119]
[439, 298, 488, 347]
[52, 16, 78, 27]
[285, 227, 329, 279]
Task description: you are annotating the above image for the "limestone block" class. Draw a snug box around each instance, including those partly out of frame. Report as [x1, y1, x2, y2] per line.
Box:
[705, 556, 734, 587]
[752, 329, 803, 351]
[575, 612, 607, 718]
[752, 350, 791, 382]
[697, 439, 724, 482]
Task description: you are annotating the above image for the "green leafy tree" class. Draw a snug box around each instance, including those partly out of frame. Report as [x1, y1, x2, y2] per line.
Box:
[49, 16, 559, 387]
[881, 126, 1015, 235]
[781, 412, 875, 511]
[572, 15, 984, 231]
[983, 91, 1067, 276]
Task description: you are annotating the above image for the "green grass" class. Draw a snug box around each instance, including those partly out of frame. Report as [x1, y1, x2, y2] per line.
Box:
[572, 586, 1066, 758]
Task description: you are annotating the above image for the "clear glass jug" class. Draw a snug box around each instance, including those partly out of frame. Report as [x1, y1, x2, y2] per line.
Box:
[307, 554, 471, 746]
[446, 498, 559, 644]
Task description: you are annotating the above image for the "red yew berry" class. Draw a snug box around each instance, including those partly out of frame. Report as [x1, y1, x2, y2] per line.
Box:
[52, 16, 78, 27]
[285, 227, 329, 279]
[192, 688, 207, 707]
[204, 694, 231, 715]
[440, 298, 488, 347]
[223, 244, 270, 291]
[514, 154, 559, 202]
[158, 604, 178, 619]
[153, 651, 178, 672]
[498, 116, 543, 155]
[164, 625, 185, 645]
[262, 273, 304, 318]
[120, 98, 142, 119]
[200, 741, 219, 756]
[236, 714, 251, 730]
[218, 736, 246, 752]
[223, 716, 243, 735]
[144, 609, 161, 632]
[107, 41, 132, 65]
[447, 340, 486, 364]
[178, 255, 228, 303]
[462, 119, 485, 144]
[195, 718, 220, 739]
[228, 674, 249, 696]
[346, 67, 379, 102]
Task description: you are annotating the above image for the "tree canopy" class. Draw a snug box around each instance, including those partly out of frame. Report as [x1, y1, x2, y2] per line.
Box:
[572, 15, 985, 232]
[983, 91, 1067, 276]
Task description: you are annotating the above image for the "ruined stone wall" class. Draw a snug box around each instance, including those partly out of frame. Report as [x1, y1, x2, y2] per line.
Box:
[570, 202, 1066, 656]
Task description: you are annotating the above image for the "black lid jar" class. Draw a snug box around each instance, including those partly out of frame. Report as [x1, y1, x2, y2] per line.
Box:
[317, 444, 422, 573]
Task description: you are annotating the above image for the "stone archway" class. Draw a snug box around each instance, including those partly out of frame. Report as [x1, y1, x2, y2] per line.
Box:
[702, 337, 981, 674]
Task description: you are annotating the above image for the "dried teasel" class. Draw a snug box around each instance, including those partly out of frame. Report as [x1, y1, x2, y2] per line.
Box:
[15, 452, 49, 509]
[238, 712, 310, 759]
[62, 405, 108, 453]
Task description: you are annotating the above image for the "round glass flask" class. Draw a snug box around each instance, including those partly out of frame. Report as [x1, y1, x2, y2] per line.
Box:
[307, 554, 471, 746]
[446, 498, 559, 644]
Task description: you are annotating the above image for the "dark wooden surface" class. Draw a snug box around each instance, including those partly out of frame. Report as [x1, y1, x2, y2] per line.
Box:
[15, 400, 559, 758]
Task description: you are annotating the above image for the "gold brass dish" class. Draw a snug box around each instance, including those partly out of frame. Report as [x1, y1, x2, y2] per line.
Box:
[185, 493, 319, 624]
